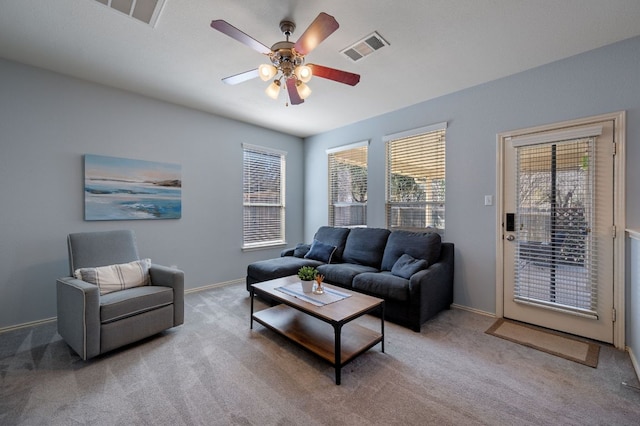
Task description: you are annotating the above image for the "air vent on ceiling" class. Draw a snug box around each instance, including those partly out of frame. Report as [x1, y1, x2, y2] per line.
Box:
[92, 0, 166, 27]
[341, 31, 389, 62]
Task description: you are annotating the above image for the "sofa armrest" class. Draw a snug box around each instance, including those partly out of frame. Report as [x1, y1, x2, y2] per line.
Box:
[56, 277, 100, 360]
[280, 248, 295, 257]
[149, 264, 184, 326]
[408, 242, 454, 322]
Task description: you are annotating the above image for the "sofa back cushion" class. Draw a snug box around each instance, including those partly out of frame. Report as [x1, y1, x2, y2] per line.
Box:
[381, 230, 442, 271]
[313, 226, 351, 263]
[342, 227, 391, 268]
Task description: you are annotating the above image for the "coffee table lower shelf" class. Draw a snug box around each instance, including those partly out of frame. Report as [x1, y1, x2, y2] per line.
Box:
[252, 304, 383, 384]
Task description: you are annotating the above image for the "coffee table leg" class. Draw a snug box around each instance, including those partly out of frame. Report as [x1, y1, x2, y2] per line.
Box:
[381, 302, 385, 353]
[334, 323, 342, 385]
[250, 288, 254, 329]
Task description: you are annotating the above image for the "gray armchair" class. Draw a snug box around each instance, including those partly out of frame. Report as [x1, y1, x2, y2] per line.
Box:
[56, 230, 184, 360]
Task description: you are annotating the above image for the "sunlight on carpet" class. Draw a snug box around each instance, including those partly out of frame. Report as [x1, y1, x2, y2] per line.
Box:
[486, 318, 599, 368]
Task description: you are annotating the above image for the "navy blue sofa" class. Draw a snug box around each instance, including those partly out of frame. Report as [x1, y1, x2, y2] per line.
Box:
[247, 226, 454, 332]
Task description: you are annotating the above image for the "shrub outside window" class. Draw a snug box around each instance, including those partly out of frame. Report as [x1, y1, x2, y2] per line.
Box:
[385, 123, 446, 233]
[328, 141, 368, 228]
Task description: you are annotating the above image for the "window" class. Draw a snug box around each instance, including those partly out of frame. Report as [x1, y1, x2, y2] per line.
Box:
[327, 141, 368, 227]
[514, 137, 597, 314]
[242, 144, 286, 249]
[92, 0, 166, 27]
[385, 122, 446, 232]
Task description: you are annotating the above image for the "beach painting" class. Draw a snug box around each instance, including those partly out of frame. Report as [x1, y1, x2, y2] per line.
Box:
[84, 154, 181, 221]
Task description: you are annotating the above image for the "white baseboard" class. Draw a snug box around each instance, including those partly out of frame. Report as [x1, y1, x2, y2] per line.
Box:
[0, 279, 246, 334]
[184, 278, 244, 294]
[0, 317, 57, 334]
[451, 303, 496, 318]
[628, 346, 640, 382]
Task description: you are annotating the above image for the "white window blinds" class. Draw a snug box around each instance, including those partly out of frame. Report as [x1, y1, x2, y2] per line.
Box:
[242, 144, 286, 249]
[385, 123, 446, 232]
[327, 142, 368, 227]
[514, 137, 598, 317]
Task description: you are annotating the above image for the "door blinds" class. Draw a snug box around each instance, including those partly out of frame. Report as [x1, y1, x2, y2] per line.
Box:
[514, 137, 598, 318]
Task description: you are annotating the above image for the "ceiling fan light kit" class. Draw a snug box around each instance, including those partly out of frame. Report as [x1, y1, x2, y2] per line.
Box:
[265, 80, 281, 99]
[294, 65, 312, 83]
[296, 81, 312, 99]
[258, 64, 277, 81]
[211, 12, 360, 106]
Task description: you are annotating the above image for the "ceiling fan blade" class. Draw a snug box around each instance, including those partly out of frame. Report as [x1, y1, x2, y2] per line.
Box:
[210, 20, 271, 55]
[222, 69, 260, 85]
[307, 64, 360, 86]
[293, 12, 339, 56]
[286, 78, 304, 105]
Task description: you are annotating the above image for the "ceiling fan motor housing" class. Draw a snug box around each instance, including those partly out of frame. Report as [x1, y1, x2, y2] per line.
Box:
[270, 40, 303, 78]
[279, 20, 296, 38]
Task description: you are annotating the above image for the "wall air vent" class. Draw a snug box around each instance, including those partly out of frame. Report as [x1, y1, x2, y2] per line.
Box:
[91, 0, 166, 27]
[341, 31, 389, 62]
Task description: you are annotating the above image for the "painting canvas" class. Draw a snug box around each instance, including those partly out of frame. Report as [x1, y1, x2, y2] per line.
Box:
[84, 154, 181, 220]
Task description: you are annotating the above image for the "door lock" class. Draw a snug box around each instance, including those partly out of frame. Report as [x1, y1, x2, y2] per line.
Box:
[506, 213, 515, 232]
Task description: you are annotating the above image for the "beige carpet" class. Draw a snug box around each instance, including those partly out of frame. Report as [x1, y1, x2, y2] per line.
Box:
[486, 318, 600, 367]
[3, 284, 639, 425]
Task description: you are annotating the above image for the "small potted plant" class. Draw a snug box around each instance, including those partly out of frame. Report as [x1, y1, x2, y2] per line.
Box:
[297, 266, 317, 293]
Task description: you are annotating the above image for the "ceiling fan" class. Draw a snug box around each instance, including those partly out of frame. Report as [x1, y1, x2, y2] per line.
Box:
[210, 12, 360, 105]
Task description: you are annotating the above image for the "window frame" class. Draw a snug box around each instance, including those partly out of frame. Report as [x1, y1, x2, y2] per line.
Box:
[327, 140, 369, 228]
[241, 143, 286, 250]
[384, 122, 447, 233]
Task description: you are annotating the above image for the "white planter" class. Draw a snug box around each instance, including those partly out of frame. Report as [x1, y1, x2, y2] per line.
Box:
[300, 280, 314, 293]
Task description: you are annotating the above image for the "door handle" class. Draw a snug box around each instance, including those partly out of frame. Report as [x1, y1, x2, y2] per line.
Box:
[506, 235, 515, 241]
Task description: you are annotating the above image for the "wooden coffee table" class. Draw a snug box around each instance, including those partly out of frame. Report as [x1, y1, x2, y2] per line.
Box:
[250, 275, 385, 385]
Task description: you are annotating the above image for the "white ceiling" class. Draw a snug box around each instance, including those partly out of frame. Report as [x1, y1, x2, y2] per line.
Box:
[2, 0, 640, 138]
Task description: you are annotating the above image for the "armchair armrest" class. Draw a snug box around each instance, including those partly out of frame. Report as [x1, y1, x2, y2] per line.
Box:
[149, 264, 184, 326]
[56, 277, 100, 360]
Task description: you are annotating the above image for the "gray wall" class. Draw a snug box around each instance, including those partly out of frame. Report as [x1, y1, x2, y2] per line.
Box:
[1, 35, 639, 337]
[304, 36, 640, 321]
[0, 59, 304, 329]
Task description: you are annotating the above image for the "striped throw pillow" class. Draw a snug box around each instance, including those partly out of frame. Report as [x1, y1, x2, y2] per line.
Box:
[74, 258, 151, 295]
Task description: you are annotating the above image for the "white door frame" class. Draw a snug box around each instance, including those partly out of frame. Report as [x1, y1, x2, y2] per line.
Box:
[495, 111, 626, 349]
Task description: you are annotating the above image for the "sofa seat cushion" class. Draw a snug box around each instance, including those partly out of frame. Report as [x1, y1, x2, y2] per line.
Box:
[342, 228, 390, 268]
[316, 263, 378, 288]
[100, 286, 174, 324]
[352, 272, 410, 302]
[247, 257, 323, 282]
[381, 230, 442, 271]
